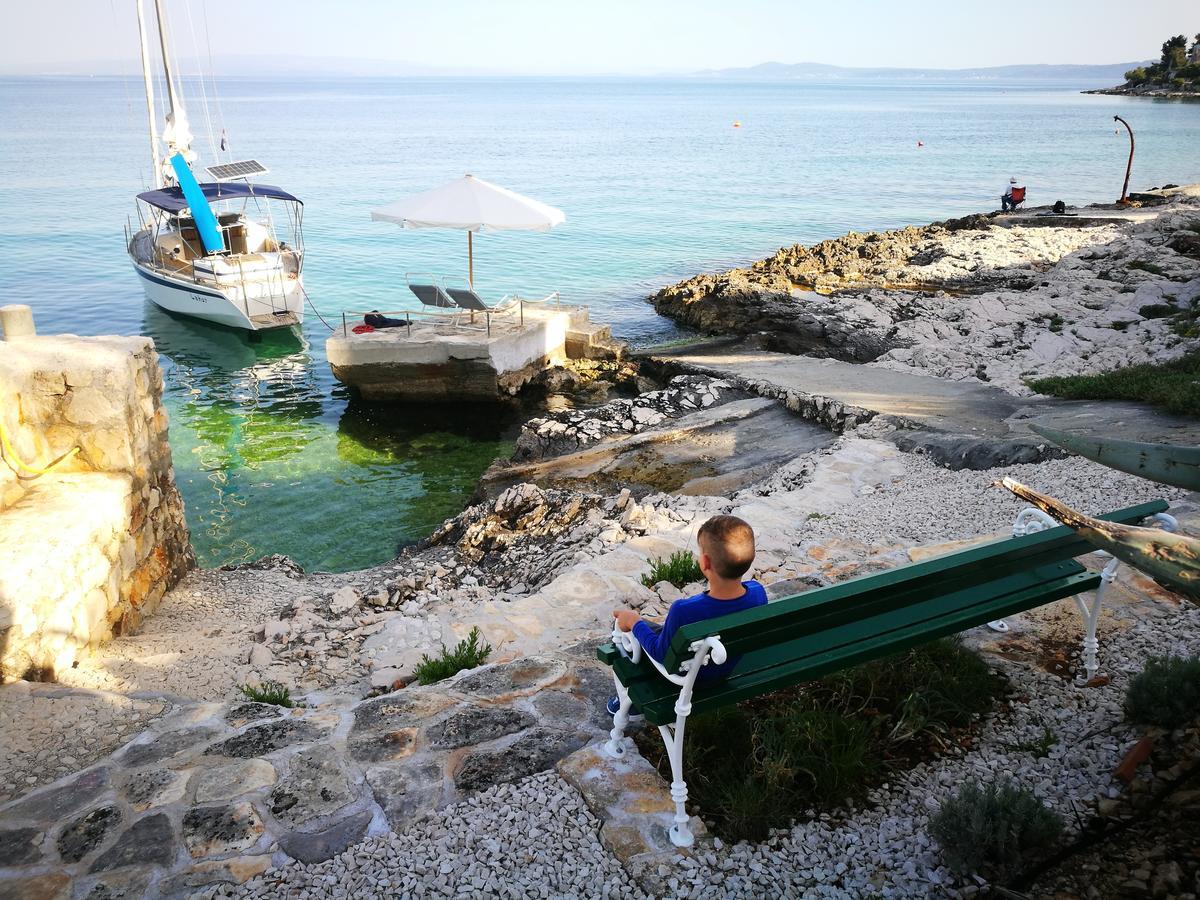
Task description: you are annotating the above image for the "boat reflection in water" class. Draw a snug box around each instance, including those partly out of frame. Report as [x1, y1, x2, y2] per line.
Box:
[141, 302, 522, 573]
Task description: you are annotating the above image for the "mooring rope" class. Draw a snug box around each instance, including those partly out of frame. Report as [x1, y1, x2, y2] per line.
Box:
[301, 284, 337, 332]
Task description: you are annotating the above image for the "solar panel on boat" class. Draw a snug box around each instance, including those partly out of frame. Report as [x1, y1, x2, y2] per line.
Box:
[206, 160, 269, 181]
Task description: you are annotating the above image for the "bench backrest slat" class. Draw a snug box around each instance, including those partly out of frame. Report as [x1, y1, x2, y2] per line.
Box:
[664, 500, 1166, 671]
[703, 541, 1087, 664]
[643, 568, 1101, 723]
[724, 559, 1082, 681]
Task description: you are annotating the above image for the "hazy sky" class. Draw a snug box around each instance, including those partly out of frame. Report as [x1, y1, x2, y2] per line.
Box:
[2, 0, 1195, 75]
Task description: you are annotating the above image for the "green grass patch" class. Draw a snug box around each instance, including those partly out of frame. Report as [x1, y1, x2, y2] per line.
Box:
[1004, 725, 1057, 758]
[1128, 259, 1167, 276]
[1124, 654, 1200, 729]
[806, 511, 831, 521]
[636, 638, 1003, 842]
[413, 626, 493, 686]
[1045, 313, 1064, 333]
[1027, 353, 1200, 418]
[640, 550, 704, 589]
[237, 680, 294, 708]
[931, 779, 1063, 881]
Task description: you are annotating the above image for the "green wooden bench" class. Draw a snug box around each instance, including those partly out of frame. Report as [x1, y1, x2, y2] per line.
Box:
[597, 500, 1176, 847]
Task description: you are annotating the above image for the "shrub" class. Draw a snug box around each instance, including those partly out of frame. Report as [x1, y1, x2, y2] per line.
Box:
[1027, 353, 1200, 418]
[1124, 654, 1200, 729]
[637, 638, 1003, 842]
[931, 780, 1063, 880]
[1138, 303, 1176, 319]
[640, 550, 703, 589]
[237, 680, 294, 707]
[413, 626, 492, 685]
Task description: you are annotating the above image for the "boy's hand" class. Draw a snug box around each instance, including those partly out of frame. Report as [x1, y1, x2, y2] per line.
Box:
[612, 609, 641, 632]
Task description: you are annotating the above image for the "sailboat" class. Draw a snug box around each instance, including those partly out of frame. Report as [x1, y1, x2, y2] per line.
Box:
[125, 0, 306, 332]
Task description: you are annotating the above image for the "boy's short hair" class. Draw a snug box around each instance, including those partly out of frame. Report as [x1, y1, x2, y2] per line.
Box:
[697, 515, 756, 580]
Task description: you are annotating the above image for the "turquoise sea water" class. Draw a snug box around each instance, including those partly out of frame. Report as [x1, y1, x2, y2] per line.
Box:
[2, 76, 1198, 571]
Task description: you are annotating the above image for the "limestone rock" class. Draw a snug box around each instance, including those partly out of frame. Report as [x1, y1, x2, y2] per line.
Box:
[278, 810, 372, 864]
[207, 719, 328, 759]
[56, 805, 121, 863]
[193, 759, 277, 804]
[267, 746, 358, 829]
[5, 768, 111, 824]
[0, 827, 43, 867]
[182, 801, 265, 858]
[425, 705, 535, 750]
[329, 586, 360, 615]
[454, 727, 585, 792]
[89, 813, 175, 872]
[365, 761, 443, 830]
[247, 643, 273, 668]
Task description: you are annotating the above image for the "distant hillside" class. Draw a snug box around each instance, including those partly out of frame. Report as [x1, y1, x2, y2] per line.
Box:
[698, 60, 1153, 85]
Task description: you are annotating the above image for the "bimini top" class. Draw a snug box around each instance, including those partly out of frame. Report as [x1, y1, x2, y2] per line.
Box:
[136, 181, 302, 213]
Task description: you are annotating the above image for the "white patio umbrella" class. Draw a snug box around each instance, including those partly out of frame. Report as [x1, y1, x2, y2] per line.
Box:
[370, 174, 566, 288]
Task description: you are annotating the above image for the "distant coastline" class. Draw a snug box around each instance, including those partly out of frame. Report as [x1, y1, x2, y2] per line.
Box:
[1084, 85, 1200, 99]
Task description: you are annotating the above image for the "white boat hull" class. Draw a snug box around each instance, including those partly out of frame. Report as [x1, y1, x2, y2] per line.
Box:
[131, 260, 304, 332]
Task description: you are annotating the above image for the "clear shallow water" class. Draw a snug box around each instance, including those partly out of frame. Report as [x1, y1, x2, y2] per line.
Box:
[2, 76, 1198, 571]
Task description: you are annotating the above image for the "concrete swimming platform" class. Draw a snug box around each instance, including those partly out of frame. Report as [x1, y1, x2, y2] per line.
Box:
[326, 301, 621, 402]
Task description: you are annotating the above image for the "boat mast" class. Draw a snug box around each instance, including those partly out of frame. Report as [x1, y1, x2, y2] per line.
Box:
[152, 0, 195, 183]
[135, 0, 161, 189]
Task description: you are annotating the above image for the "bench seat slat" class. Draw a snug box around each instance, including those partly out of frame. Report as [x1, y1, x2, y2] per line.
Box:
[698, 548, 1092, 665]
[626, 567, 1100, 724]
[663, 499, 1166, 671]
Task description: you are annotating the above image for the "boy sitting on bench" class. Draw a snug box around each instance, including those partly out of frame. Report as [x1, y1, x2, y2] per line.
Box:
[608, 514, 767, 716]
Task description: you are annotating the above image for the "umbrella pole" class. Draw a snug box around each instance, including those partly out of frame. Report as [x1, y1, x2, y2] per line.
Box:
[468, 231, 476, 323]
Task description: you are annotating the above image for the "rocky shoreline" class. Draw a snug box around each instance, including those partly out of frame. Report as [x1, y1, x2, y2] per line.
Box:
[650, 198, 1200, 395]
[3, 197, 1200, 898]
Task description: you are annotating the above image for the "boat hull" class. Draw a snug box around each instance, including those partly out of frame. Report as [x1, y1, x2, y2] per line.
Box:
[132, 260, 303, 332]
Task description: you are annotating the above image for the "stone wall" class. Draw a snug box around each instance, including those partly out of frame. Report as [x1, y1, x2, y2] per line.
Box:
[0, 334, 193, 680]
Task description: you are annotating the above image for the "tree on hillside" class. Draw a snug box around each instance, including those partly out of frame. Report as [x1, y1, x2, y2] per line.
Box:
[1161, 35, 1188, 70]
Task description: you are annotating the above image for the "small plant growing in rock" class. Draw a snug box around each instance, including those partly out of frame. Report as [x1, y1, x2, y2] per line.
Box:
[413, 627, 493, 686]
[1127, 259, 1167, 276]
[930, 779, 1063, 881]
[640, 550, 704, 589]
[1124, 654, 1200, 729]
[237, 680, 294, 708]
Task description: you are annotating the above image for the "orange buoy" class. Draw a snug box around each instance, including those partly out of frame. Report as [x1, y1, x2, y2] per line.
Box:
[733, 121, 741, 128]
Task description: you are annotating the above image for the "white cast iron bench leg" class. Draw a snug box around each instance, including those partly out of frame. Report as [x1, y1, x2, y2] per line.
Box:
[603, 626, 727, 848]
[999, 508, 1178, 684]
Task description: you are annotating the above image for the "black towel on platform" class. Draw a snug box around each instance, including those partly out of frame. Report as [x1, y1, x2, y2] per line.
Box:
[364, 312, 408, 329]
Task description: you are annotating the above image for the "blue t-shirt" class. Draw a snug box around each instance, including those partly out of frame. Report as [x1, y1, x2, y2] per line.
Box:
[632, 580, 767, 680]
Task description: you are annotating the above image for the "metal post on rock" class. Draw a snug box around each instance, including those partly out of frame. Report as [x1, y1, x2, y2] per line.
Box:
[1113, 115, 1135, 206]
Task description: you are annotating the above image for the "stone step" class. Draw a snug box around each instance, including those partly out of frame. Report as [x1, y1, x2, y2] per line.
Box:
[565, 321, 618, 360]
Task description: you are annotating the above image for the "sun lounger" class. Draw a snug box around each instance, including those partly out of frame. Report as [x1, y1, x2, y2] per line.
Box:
[407, 283, 456, 310]
[446, 287, 491, 312]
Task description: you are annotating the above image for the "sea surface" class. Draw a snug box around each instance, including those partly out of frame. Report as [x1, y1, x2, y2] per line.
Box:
[2, 76, 1198, 571]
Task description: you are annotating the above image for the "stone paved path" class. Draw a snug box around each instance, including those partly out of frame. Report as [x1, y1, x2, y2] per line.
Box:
[0, 650, 617, 898]
[653, 343, 1200, 468]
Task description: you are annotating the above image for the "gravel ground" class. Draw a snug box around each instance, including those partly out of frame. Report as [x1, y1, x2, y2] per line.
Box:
[735, 446, 1192, 553]
[0, 683, 168, 802]
[54, 567, 330, 700]
[210, 771, 647, 900]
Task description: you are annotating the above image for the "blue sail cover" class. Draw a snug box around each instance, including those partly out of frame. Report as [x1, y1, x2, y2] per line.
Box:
[136, 181, 303, 214]
[169, 154, 225, 254]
